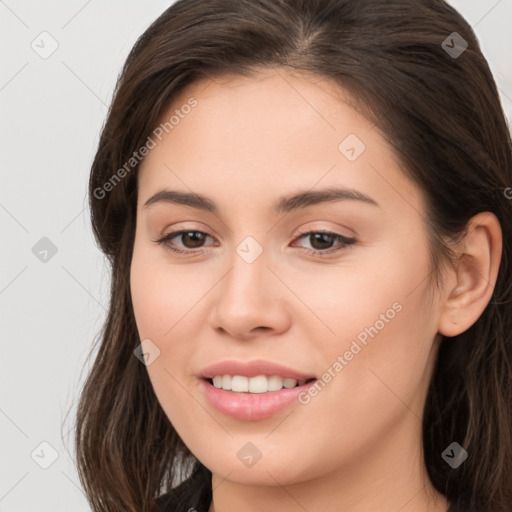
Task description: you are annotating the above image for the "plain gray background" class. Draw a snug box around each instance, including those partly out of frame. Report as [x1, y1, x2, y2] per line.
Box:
[1, 1, 511, 510]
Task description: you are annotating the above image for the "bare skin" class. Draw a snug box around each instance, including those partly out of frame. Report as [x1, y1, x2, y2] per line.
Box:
[129, 68, 502, 512]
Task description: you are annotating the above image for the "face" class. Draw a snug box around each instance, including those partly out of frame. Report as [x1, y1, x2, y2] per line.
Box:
[130, 69, 444, 487]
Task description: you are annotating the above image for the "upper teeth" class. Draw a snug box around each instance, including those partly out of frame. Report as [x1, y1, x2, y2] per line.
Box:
[212, 375, 307, 393]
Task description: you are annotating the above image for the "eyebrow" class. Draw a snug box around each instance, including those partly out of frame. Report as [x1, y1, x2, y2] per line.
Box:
[142, 186, 379, 213]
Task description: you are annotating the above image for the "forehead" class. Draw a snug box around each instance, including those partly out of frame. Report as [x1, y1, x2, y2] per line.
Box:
[139, 69, 367, 171]
[137, 69, 424, 216]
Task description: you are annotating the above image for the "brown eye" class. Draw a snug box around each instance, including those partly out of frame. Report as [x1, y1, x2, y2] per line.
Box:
[179, 231, 207, 248]
[292, 230, 356, 257]
[308, 232, 336, 250]
[155, 230, 214, 254]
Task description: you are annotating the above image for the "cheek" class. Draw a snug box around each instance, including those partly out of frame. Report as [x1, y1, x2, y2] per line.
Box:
[129, 244, 204, 423]
[129, 243, 216, 408]
[290, 238, 437, 417]
[280, 234, 432, 349]
[130, 243, 207, 339]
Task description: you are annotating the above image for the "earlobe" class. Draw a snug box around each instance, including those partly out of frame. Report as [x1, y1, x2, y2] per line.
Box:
[437, 212, 502, 338]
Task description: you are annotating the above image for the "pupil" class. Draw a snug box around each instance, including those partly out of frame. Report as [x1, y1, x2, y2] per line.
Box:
[311, 233, 333, 250]
[183, 231, 205, 248]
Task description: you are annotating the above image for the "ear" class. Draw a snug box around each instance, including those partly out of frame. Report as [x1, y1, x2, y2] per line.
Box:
[437, 212, 502, 337]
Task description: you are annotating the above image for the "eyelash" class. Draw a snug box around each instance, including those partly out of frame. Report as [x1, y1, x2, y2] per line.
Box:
[153, 229, 356, 257]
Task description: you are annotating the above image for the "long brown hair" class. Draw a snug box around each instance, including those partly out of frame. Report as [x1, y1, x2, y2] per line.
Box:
[75, 1, 512, 511]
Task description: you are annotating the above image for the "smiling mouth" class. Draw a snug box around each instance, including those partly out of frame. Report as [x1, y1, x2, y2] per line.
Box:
[206, 375, 317, 393]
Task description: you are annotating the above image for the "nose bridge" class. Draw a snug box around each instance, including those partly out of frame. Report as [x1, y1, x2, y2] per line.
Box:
[222, 237, 270, 312]
[208, 233, 290, 337]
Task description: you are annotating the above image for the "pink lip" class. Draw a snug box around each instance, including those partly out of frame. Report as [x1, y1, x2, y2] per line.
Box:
[199, 359, 316, 380]
[198, 359, 317, 421]
[200, 379, 317, 421]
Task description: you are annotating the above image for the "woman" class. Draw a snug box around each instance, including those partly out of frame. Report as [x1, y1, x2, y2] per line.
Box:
[75, 1, 512, 511]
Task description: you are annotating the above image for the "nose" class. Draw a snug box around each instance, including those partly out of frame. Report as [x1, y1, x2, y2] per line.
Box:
[207, 244, 291, 341]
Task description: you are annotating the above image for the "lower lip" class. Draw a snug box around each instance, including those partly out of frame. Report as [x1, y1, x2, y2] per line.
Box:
[200, 378, 316, 421]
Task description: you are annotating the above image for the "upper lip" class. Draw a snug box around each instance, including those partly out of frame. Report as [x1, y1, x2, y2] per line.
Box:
[199, 359, 316, 380]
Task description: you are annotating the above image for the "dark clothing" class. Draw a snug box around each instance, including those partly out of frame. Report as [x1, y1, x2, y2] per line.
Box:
[154, 467, 212, 512]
